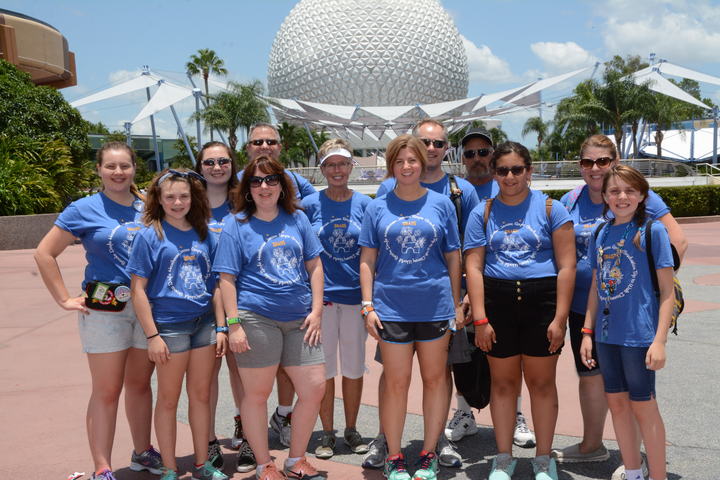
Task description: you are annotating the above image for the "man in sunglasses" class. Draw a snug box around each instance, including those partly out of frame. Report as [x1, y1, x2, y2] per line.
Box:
[241, 123, 317, 200]
[461, 128, 499, 201]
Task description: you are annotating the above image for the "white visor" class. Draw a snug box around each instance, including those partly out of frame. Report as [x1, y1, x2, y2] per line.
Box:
[319, 148, 354, 166]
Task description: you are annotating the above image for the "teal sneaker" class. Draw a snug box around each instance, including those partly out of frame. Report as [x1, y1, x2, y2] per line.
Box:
[413, 450, 439, 480]
[532, 456, 558, 480]
[159, 468, 178, 480]
[488, 454, 517, 480]
[384, 453, 412, 480]
[192, 460, 229, 480]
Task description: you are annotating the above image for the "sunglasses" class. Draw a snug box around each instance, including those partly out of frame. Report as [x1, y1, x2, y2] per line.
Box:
[580, 157, 614, 169]
[249, 174, 281, 188]
[463, 148, 493, 159]
[495, 165, 527, 177]
[158, 169, 207, 186]
[250, 138, 279, 146]
[420, 138, 447, 149]
[201, 157, 231, 167]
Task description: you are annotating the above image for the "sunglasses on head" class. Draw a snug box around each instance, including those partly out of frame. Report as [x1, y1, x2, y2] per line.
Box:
[420, 138, 447, 148]
[250, 138, 279, 146]
[158, 169, 207, 186]
[201, 157, 231, 167]
[580, 157, 614, 169]
[494, 165, 527, 177]
[463, 148, 493, 159]
[249, 174, 281, 188]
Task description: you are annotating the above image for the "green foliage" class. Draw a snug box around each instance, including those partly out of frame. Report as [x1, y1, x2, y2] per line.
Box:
[277, 122, 329, 167]
[0, 60, 90, 163]
[168, 136, 198, 169]
[186, 48, 228, 102]
[86, 121, 111, 135]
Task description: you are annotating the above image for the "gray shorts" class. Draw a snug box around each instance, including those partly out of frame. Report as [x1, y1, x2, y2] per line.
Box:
[157, 311, 216, 354]
[78, 301, 147, 354]
[234, 310, 324, 369]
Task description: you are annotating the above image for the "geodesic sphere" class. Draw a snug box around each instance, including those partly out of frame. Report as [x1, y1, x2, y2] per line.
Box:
[267, 0, 469, 106]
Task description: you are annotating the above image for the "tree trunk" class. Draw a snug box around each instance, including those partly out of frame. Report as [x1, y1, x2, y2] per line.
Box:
[204, 73, 213, 141]
[631, 122, 639, 159]
[655, 130, 664, 158]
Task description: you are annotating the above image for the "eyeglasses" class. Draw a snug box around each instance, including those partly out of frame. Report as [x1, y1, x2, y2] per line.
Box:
[158, 169, 207, 187]
[250, 139, 280, 146]
[201, 157, 231, 167]
[580, 157, 614, 169]
[420, 138, 447, 149]
[463, 148, 493, 159]
[249, 174, 281, 188]
[495, 165, 527, 177]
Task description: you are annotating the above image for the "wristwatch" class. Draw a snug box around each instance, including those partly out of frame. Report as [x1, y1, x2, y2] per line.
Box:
[361, 300, 373, 307]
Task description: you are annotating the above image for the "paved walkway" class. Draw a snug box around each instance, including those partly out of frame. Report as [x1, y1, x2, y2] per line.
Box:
[1, 220, 718, 479]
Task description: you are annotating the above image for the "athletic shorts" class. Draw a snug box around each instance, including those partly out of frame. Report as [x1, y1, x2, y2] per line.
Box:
[233, 310, 324, 369]
[322, 302, 367, 379]
[378, 319, 452, 344]
[597, 343, 656, 401]
[484, 276, 562, 358]
[78, 301, 146, 354]
[569, 310, 601, 376]
[156, 311, 216, 354]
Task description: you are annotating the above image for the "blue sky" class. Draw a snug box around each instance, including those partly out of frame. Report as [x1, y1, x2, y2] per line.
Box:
[6, 0, 720, 146]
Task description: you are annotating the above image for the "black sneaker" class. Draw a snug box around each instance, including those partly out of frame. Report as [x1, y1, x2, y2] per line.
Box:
[231, 415, 243, 450]
[236, 440, 257, 473]
[208, 438, 224, 469]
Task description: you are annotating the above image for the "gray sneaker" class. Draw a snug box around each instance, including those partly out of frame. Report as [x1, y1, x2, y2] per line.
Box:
[611, 456, 648, 480]
[315, 430, 336, 459]
[129, 445, 164, 475]
[361, 434, 387, 469]
[552, 443, 609, 463]
[269, 409, 292, 447]
[513, 412, 536, 448]
[343, 427, 369, 454]
[436, 432, 462, 468]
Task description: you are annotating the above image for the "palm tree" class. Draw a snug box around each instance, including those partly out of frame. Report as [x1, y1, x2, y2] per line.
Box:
[489, 127, 508, 146]
[186, 49, 228, 141]
[522, 116, 549, 152]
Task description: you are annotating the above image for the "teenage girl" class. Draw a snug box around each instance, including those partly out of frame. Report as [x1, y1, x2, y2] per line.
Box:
[128, 169, 228, 480]
[581, 165, 675, 480]
[35, 142, 159, 480]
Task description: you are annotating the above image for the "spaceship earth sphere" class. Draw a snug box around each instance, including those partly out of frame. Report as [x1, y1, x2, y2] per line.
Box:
[267, 0, 469, 106]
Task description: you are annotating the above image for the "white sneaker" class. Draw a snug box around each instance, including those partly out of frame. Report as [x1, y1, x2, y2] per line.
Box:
[513, 412, 536, 448]
[436, 433, 462, 468]
[444, 409, 479, 442]
[611, 456, 648, 480]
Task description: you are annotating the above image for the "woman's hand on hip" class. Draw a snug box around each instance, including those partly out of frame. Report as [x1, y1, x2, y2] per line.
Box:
[62, 296, 89, 314]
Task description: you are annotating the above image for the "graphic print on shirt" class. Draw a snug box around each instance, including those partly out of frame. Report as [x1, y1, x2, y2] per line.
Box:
[383, 215, 438, 264]
[488, 221, 541, 267]
[576, 217, 603, 262]
[258, 232, 303, 285]
[107, 221, 142, 266]
[318, 216, 361, 262]
[596, 245, 638, 301]
[166, 246, 212, 299]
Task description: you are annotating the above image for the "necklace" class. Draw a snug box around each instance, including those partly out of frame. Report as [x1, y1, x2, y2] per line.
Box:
[597, 221, 633, 341]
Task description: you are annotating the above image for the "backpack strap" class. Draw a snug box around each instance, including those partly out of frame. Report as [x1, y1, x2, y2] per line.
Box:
[448, 174, 464, 244]
[562, 184, 585, 213]
[593, 221, 608, 242]
[645, 219, 660, 296]
[545, 197, 553, 220]
[483, 198, 494, 230]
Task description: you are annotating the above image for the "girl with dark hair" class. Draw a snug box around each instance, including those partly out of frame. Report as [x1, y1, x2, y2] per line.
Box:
[35, 142, 159, 480]
[213, 156, 326, 480]
[580, 165, 674, 480]
[128, 169, 228, 480]
[463, 141, 576, 480]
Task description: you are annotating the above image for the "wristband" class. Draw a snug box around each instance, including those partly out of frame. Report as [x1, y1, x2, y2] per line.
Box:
[581, 327, 594, 335]
[215, 326, 229, 334]
[361, 300, 373, 307]
[227, 317, 242, 326]
[473, 317, 489, 326]
[360, 305, 375, 319]
[146, 332, 160, 340]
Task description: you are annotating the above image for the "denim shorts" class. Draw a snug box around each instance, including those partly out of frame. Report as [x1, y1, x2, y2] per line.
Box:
[78, 301, 147, 354]
[156, 311, 216, 354]
[597, 342, 656, 401]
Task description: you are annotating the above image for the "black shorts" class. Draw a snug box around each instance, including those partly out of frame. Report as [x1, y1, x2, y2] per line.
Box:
[378, 319, 451, 344]
[568, 310, 601, 376]
[484, 276, 563, 358]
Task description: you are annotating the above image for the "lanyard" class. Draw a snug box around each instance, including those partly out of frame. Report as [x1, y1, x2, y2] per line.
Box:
[597, 221, 633, 340]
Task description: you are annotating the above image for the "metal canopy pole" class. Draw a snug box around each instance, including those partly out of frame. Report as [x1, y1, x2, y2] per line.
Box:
[141, 66, 161, 171]
[186, 73, 228, 145]
[169, 104, 195, 164]
[303, 122, 320, 166]
[124, 122, 132, 146]
[193, 88, 203, 147]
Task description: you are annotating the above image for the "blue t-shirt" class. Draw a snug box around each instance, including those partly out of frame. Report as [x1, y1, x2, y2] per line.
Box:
[465, 190, 572, 280]
[473, 180, 500, 202]
[127, 222, 217, 324]
[301, 190, 371, 305]
[376, 174, 480, 233]
[589, 220, 673, 347]
[562, 185, 672, 315]
[55, 192, 144, 288]
[209, 201, 231, 241]
[237, 170, 316, 199]
[213, 209, 323, 321]
[359, 190, 460, 323]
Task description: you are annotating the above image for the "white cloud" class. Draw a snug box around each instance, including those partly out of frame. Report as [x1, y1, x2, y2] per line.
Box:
[530, 42, 598, 72]
[599, 0, 720, 64]
[108, 69, 143, 85]
[461, 35, 515, 83]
